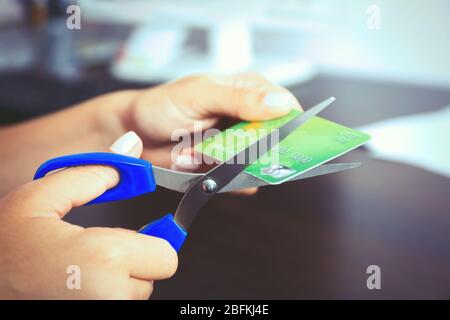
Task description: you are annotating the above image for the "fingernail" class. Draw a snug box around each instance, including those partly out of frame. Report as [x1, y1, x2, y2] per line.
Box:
[264, 92, 296, 111]
[110, 131, 140, 155]
[171, 154, 201, 171]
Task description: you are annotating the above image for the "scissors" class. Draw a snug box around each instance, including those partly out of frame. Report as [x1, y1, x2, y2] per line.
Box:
[33, 97, 359, 252]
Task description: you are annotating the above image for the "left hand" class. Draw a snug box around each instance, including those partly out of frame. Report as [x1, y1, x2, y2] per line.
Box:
[101, 73, 302, 194]
[0, 133, 177, 300]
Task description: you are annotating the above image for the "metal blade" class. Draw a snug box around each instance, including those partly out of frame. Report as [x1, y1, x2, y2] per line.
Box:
[219, 162, 361, 192]
[153, 162, 360, 194]
[173, 97, 336, 230]
[152, 166, 202, 193]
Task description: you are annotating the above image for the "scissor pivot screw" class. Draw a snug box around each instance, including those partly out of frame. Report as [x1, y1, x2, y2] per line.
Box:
[201, 179, 218, 193]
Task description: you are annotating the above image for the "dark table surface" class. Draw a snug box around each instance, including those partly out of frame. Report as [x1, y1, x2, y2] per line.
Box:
[1, 71, 449, 299]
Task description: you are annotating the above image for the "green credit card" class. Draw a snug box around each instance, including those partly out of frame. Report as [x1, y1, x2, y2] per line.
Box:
[195, 109, 371, 184]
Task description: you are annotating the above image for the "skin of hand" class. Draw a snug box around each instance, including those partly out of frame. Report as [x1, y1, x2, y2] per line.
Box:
[113, 74, 302, 184]
[0, 73, 301, 195]
[0, 73, 301, 299]
[0, 132, 178, 299]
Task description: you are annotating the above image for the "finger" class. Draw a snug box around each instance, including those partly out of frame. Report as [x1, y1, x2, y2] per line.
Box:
[13, 132, 144, 218]
[129, 278, 154, 300]
[110, 131, 143, 158]
[170, 147, 202, 172]
[170, 73, 302, 121]
[231, 187, 258, 195]
[120, 231, 178, 281]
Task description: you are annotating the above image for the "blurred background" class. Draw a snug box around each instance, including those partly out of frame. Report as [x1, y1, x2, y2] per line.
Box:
[0, 0, 449, 299]
[1, 0, 450, 115]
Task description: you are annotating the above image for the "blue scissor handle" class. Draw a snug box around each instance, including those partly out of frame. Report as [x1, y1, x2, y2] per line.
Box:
[34, 152, 156, 205]
[139, 214, 187, 252]
[34, 152, 187, 251]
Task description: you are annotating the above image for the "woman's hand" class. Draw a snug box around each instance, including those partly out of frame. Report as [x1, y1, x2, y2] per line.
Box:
[0, 73, 300, 298]
[0, 73, 301, 195]
[115, 73, 300, 167]
[0, 133, 177, 299]
[101, 73, 302, 193]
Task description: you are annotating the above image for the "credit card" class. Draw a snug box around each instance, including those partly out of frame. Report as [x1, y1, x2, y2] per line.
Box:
[195, 109, 371, 184]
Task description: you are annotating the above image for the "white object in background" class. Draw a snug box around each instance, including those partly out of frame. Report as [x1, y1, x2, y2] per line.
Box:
[360, 106, 450, 178]
[112, 25, 317, 86]
[81, 0, 322, 86]
[210, 21, 253, 73]
[112, 26, 187, 80]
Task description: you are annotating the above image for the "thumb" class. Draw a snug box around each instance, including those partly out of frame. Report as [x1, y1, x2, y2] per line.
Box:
[17, 131, 143, 218]
[171, 73, 302, 121]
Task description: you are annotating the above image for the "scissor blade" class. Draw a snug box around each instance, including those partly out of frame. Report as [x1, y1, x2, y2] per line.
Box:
[152, 165, 202, 193]
[219, 162, 361, 192]
[173, 97, 335, 230]
[276, 96, 335, 144]
[153, 162, 360, 193]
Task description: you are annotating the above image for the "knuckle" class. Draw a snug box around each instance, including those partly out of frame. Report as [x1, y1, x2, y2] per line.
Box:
[238, 84, 270, 108]
[96, 246, 126, 265]
[82, 231, 127, 266]
[254, 84, 271, 102]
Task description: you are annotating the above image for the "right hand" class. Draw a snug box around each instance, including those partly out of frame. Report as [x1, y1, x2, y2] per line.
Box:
[0, 132, 178, 299]
[101, 73, 302, 195]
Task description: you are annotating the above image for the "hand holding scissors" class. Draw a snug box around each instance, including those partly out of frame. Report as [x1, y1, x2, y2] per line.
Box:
[34, 97, 359, 252]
